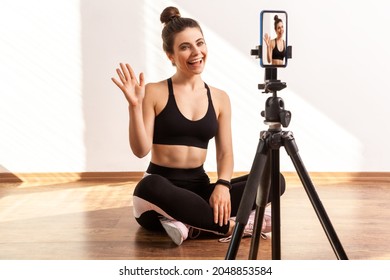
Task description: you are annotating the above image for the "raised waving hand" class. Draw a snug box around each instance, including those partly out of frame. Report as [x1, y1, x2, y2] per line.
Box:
[111, 63, 145, 107]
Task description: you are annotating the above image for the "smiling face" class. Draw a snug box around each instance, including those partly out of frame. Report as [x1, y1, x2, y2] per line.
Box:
[275, 21, 284, 38]
[167, 27, 207, 76]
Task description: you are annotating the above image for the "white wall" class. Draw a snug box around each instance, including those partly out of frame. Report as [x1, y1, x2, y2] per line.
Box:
[1, 0, 390, 173]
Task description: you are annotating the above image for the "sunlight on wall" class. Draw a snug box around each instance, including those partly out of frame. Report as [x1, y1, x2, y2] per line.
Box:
[279, 88, 364, 172]
[0, 0, 85, 172]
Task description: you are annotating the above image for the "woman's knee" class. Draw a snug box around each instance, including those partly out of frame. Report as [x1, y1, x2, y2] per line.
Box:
[133, 174, 165, 198]
[280, 173, 286, 195]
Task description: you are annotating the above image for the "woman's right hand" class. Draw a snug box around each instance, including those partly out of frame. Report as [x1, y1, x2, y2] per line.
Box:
[111, 63, 145, 107]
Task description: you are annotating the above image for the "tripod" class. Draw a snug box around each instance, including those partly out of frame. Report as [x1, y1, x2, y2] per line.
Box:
[225, 68, 348, 260]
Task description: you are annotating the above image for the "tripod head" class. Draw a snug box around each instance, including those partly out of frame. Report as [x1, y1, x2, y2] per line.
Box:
[261, 88, 291, 128]
[251, 46, 292, 128]
[250, 43, 291, 93]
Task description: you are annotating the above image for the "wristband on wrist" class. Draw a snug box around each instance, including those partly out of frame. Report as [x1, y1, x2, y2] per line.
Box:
[216, 179, 232, 190]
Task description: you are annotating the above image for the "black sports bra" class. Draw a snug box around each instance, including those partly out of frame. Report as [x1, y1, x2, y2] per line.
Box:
[152, 78, 218, 149]
[272, 39, 285, 60]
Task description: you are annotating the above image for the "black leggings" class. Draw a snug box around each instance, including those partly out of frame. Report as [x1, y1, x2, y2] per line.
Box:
[133, 162, 285, 235]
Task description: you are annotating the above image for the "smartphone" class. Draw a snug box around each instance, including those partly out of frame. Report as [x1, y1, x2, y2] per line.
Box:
[260, 10, 288, 68]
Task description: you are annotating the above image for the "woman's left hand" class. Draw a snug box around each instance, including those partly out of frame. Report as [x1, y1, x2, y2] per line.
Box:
[209, 185, 231, 226]
[263, 33, 271, 46]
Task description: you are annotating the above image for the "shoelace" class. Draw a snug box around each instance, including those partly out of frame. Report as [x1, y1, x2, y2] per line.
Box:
[218, 231, 268, 243]
[218, 221, 268, 243]
[188, 227, 201, 239]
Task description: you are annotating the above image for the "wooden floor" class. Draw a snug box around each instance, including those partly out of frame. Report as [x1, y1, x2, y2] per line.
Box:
[1, 172, 390, 260]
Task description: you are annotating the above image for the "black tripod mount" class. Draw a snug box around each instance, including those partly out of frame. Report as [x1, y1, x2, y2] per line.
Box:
[225, 67, 348, 260]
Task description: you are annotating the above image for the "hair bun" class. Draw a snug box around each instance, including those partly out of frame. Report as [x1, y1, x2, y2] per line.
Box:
[274, 15, 279, 21]
[160, 6, 181, 25]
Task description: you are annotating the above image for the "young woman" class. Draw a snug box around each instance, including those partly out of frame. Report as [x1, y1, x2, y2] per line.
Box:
[264, 15, 286, 65]
[112, 6, 285, 245]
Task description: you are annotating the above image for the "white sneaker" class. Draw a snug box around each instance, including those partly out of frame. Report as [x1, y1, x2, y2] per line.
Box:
[262, 207, 272, 233]
[218, 208, 272, 243]
[159, 217, 189, 245]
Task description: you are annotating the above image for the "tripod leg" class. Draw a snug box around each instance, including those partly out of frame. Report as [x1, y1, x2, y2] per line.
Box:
[270, 149, 282, 260]
[248, 205, 266, 259]
[283, 131, 349, 260]
[225, 133, 270, 260]
[249, 153, 271, 259]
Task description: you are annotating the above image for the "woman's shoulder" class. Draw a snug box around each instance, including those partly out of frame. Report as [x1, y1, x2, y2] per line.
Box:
[208, 84, 229, 99]
[145, 79, 168, 91]
[207, 84, 231, 113]
[144, 79, 169, 97]
[143, 79, 169, 106]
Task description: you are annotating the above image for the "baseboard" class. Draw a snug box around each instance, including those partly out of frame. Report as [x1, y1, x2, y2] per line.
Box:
[1, 171, 389, 184]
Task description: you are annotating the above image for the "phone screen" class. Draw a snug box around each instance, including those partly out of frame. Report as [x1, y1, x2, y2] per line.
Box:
[260, 11, 288, 68]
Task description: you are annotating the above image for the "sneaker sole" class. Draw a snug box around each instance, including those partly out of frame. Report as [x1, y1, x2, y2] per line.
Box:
[161, 222, 185, 246]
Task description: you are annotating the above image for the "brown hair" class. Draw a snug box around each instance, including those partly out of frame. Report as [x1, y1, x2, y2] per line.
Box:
[160, 6, 203, 54]
[274, 15, 283, 30]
